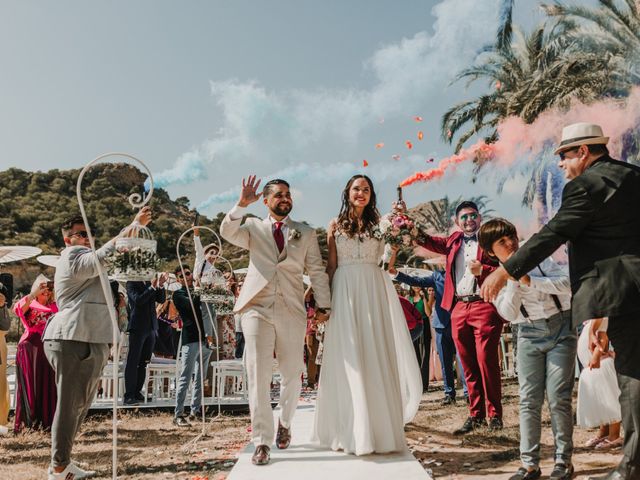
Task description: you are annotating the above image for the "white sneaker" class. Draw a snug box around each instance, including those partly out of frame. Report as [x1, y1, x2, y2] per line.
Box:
[48, 463, 97, 480]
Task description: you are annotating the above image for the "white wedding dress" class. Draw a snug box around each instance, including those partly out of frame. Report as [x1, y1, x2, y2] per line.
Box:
[576, 320, 621, 427]
[311, 231, 422, 455]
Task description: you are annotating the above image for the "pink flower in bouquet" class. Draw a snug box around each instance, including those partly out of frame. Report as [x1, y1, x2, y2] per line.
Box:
[393, 216, 405, 227]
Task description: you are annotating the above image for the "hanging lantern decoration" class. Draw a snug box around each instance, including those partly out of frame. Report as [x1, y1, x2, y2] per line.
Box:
[107, 222, 160, 282]
[196, 255, 235, 315]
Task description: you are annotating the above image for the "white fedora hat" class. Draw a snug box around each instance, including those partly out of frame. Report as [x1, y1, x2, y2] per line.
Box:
[554, 122, 609, 154]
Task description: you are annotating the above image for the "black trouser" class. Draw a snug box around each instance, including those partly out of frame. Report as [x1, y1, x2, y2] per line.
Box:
[124, 329, 156, 400]
[608, 312, 640, 476]
[235, 332, 245, 359]
[411, 323, 432, 392]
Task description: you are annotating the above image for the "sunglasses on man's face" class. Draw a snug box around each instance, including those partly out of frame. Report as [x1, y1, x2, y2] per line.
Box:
[558, 147, 579, 161]
[178, 272, 192, 278]
[459, 213, 478, 221]
[70, 230, 89, 238]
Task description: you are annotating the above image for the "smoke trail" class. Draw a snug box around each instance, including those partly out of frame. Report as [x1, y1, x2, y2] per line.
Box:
[399, 141, 495, 187]
[400, 86, 640, 188]
[146, 151, 207, 191]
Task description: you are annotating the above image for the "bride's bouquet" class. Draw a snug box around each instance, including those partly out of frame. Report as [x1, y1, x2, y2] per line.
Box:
[377, 187, 426, 247]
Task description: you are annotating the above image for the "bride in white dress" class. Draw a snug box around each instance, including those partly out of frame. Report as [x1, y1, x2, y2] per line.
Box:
[311, 175, 422, 455]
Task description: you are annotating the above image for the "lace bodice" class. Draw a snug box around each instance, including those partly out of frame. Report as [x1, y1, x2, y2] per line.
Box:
[335, 230, 384, 266]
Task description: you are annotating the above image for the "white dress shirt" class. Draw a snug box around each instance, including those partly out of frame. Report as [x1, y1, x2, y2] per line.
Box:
[493, 257, 571, 324]
[454, 235, 479, 296]
[228, 205, 290, 247]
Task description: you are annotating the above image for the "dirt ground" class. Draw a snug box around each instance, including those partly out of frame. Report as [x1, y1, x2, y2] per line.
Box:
[1, 379, 622, 479]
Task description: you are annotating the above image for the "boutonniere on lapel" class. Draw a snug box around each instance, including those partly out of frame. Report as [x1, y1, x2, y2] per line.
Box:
[288, 228, 302, 241]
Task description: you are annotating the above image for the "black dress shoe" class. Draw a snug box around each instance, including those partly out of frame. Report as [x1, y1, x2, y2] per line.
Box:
[488, 417, 503, 431]
[509, 466, 542, 480]
[441, 395, 456, 406]
[453, 416, 485, 435]
[251, 445, 270, 465]
[123, 397, 139, 406]
[550, 463, 574, 480]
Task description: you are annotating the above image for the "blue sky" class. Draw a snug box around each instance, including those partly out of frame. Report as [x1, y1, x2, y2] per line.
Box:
[1, 0, 547, 228]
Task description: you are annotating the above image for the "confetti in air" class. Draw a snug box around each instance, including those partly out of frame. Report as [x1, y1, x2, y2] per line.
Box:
[414, 116, 423, 122]
[375, 142, 385, 149]
[362, 159, 369, 167]
[405, 141, 413, 150]
[417, 131, 424, 141]
[392, 154, 401, 161]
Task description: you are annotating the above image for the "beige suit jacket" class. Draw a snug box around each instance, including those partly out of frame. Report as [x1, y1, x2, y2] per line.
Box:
[220, 211, 330, 319]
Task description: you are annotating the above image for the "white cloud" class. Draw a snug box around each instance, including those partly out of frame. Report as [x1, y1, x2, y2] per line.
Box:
[157, 0, 501, 224]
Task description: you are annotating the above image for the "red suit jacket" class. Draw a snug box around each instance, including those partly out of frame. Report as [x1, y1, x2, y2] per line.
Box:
[418, 231, 499, 312]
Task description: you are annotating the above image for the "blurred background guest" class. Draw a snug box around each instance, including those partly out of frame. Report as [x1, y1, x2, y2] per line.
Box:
[304, 287, 319, 389]
[124, 274, 167, 406]
[0, 274, 12, 436]
[13, 274, 58, 433]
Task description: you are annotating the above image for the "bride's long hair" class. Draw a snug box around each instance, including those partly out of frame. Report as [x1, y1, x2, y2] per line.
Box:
[336, 175, 380, 238]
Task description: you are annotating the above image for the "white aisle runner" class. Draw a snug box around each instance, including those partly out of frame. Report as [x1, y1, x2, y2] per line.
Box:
[227, 401, 432, 480]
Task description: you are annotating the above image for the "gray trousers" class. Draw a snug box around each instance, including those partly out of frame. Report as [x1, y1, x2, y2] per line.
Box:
[516, 312, 576, 468]
[44, 340, 109, 468]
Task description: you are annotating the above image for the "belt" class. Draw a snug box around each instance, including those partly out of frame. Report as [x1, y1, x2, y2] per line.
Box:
[456, 294, 483, 303]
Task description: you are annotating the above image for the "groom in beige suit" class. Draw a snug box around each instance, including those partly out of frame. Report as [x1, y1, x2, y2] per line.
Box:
[220, 176, 331, 466]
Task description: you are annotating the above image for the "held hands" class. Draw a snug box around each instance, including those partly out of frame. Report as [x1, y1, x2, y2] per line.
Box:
[314, 310, 330, 324]
[238, 175, 263, 207]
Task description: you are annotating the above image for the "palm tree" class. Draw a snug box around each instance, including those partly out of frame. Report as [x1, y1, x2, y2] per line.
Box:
[408, 195, 493, 236]
[440, 0, 637, 223]
[541, 0, 640, 163]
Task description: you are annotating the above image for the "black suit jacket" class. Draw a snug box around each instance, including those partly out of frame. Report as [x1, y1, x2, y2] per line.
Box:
[126, 281, 165, 332]
[504, 155, 640, 325]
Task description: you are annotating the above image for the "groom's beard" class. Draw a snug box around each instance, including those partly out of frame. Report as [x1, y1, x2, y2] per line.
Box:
[271, 203, 292, 217]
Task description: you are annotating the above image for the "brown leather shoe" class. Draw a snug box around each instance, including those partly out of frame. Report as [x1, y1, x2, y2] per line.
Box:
[276, 420, 291, 449]
[251, 444, 270, 465]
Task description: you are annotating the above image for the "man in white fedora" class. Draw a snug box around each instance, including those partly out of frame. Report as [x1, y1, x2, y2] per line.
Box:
[220, 176, 331, 466]
[481, 123, 640, 480]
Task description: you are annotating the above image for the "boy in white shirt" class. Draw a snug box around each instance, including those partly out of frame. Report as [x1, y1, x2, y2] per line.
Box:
[479, 218, 577, 480]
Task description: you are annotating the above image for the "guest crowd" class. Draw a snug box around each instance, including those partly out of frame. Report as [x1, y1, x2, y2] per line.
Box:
[0, 122, 638, 480]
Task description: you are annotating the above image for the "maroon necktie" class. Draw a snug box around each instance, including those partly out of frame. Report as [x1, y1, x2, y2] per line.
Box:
[273, 221, 285, 253]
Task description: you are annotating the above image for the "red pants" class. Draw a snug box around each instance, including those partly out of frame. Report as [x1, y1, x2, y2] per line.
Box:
[451, 301, 503, 419]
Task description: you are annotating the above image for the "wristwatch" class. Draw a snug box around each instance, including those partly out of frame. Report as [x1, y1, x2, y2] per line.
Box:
[316, 307, 331, 314]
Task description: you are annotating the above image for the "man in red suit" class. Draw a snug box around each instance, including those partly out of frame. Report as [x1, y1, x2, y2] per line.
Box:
[416, 201, 503, 434]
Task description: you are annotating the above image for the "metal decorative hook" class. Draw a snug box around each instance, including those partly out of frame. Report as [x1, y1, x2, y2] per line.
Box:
[76, 152, 154, 480]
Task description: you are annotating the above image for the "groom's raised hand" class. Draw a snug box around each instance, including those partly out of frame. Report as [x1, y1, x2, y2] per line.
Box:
[238, 175, 263, 207]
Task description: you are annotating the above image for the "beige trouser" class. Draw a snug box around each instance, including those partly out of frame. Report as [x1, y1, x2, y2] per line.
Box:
[0, 331, 9, 426]
[241, 298, 306, 447]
